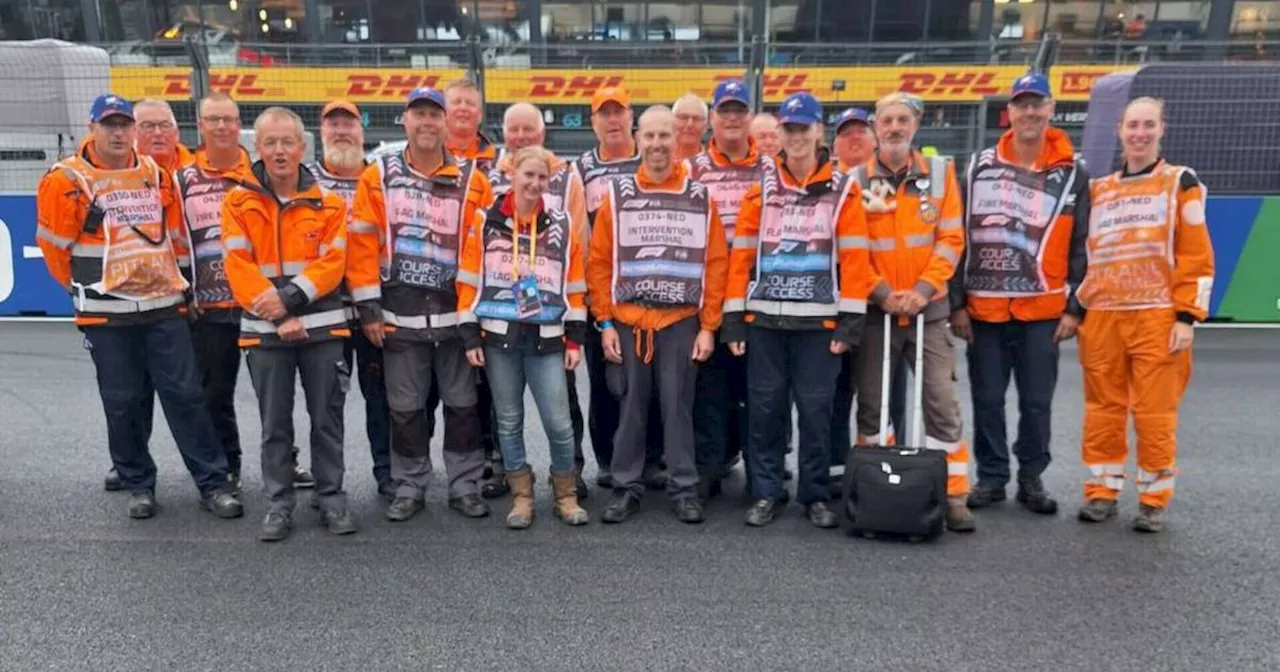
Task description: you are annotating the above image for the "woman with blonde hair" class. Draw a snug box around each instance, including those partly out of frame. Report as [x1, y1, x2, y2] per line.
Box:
[456, 145, 591, 528]
[1075, 96, 1215, 533]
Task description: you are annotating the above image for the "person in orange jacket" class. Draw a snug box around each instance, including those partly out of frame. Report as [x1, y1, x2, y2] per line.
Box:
[173, 92, 255, 493]
[36, 94, 243, 521]
[587, 105, 729, 525]
[949, 73, 1090, 517]
[305, 98, 394, 501]
[1074, 96, 1214, 534]
[134, 98, 195, 173]
[445, 78, 499, 173]
[848, 92, 975, 533]
[221, 107, 355, 542]
[485, 101, 593, 500]
[348, 86, 495, 523]
[458, 145, 592, 529]
[724, 91, 870, 529]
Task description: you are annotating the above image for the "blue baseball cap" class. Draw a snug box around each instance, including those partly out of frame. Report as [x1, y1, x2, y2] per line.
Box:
[833, 107, 871, 132]
[712, 79, 751, 109]
[1011, 72, 1052, 100]
[777, 92, 822, 126]
[89, 94, 134, 123]
[405, 86, 446, 110]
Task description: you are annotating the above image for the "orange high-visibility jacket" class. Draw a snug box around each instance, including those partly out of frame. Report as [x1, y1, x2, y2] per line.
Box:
[35, 142, 188, 326]
[347, 150, 493, 339]
[456, 190, 589, 353]
[174, 145, 254, 320]
[488, 149, 588, 237]
[722, 151, 872, 346]
[449, 131, 499, 174]
[221, 161, 350, 348]
[586, 161, 729, 333]
[849, 149, 964, 322]
[1076, 158, 1215, 323]
[950, 128, 1090, 323]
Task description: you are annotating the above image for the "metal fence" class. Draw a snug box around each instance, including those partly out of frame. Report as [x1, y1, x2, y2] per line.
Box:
[3, 37, 1278, 191]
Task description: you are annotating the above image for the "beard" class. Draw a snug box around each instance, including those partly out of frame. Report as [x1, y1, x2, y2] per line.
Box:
[325, 145, 364, 171]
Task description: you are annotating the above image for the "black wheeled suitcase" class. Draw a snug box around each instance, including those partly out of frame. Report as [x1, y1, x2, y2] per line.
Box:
[840, 312, 947, 542]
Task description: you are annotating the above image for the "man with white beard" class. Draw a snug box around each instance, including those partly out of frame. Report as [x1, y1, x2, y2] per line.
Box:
[305, 99, 395, 501]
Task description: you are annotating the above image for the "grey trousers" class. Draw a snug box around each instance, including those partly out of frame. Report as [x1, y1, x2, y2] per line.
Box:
[246, 339, 349, 514]
[855, 309, 964, 446]
[608, 316, 700, 499]
[384, 336, 485, 499]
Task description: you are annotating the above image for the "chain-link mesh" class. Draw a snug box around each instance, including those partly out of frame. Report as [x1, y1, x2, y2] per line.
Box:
[1, 39, 1275, 194]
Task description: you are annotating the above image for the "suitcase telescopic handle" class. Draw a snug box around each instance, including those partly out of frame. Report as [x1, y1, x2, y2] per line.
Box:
[878, 311, 926, 447]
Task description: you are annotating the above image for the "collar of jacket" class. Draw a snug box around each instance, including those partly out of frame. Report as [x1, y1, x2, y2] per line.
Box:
[403, 147, 463, 183]
[498, 188, 545, 219]
[79, 140, 143, 170]
[246, 159, 325, 205]
[193, 145, 253, 176]
[774, 147, 835, 193]
[636, 159, 689, 190]
[867, 149, 932, 180]
[706, 137, 759, 166]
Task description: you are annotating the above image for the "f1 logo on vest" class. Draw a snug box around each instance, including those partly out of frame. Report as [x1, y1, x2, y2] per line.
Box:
[635, 246, 668, 259]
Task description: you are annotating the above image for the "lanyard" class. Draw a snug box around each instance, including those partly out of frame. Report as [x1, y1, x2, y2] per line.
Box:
[511, 211, 538, 277]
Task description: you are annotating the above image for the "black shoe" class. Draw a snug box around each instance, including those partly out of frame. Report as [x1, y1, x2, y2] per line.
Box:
[601, 490, 641, 524]
[377, 480, 397, 502]
[806, 501, 838, 529]
[385, 496, 424, 522]
[201, 490, 244, 519]
[127, 491, 156, 519]
[104, 467, 124, 492]
[293, 462, 316, 489]
[481, 474, 510, 499]
[672, 497, 704, 524]
[643, 463, 668, 490]
[745, 499, 778, 527]
[596, 468, 615, 488]
[697, 477, 723, 503]
[259, 511, 292, 542]
[967, 485, 1007, 509]
[1016, 477, 1059, 515]
[449, 494, 491, 518]
[322, 507, 358, 535]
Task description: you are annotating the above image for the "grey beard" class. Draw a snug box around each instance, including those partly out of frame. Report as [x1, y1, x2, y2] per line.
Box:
[324, 145, 364, 171]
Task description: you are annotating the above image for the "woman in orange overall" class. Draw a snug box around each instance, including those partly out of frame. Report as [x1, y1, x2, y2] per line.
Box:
[1075, 97, 1214, 533]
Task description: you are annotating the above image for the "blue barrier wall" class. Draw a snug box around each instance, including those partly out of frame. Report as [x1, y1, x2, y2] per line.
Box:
[1, 193, 1276, 321]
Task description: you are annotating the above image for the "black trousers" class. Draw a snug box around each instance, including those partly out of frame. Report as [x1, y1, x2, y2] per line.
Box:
[190, 320, 242, 474]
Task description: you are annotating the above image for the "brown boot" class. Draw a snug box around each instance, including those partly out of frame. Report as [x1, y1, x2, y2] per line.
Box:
[505, 468, 535, 529]
[551, 471, 590, 526]
[946, 496, 976, 533]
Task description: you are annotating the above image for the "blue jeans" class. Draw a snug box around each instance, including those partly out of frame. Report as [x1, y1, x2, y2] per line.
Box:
[84, 317, 230, 496]
[484, 342, 576, 474]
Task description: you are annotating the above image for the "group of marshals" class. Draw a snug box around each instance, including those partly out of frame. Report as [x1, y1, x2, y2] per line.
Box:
[40, 69, 1212, 539]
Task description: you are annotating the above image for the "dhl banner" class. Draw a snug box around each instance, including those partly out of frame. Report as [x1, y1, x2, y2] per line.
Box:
[109, 65, 1128, 105]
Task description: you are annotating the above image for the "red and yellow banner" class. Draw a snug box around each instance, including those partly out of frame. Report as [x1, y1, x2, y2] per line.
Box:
[109, 65, 1128, 105]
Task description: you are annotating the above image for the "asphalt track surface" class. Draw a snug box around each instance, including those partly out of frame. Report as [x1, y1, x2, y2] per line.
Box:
[1, 322, 1277, 671]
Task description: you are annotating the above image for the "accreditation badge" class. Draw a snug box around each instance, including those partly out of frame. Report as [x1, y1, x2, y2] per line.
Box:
[919, 199, 940, 224]
[514, 275, 542, 319]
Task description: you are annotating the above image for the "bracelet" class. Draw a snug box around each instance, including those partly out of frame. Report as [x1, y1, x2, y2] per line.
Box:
[596, 320, 614, 331]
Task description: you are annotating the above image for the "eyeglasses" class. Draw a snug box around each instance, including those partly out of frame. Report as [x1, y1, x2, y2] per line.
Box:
[201, 115, 241, 127]
[138, 121, 175, 132]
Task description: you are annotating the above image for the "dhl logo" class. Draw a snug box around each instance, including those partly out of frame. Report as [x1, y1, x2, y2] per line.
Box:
[898, 71, 1001, 96]
[344, 74, 444, 98]
[160, 73, 268, 96]
[524, 75, 625, 99]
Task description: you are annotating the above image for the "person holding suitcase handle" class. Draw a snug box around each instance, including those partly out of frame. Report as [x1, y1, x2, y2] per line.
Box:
[848, 92, 975, 533]
[1074, 97, 1214, 533]
[723, 91, 872, 529]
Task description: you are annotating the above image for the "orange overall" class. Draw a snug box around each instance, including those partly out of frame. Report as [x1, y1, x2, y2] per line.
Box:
[1076, 159, 1214, 509]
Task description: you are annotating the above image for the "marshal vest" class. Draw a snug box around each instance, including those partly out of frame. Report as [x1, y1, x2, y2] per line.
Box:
[687, 151, 765, 242]
[745, 162, 848, 314]
[608, 174, 711, 308]
[961, 148, 1078, 297]
[378, 153, 474, 294]
[576, 149, 641, 223]
[56, 153, 187, 316]
[176, 163, 241, 314]
[488, 160, 573, 214]
[473, 209, 574, 325]
[1077, 162, 1186, 312]
[308, 161, 361, 317]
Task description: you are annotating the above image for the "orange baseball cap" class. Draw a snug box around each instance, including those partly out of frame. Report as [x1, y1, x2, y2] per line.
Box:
[591, 86, 631, 113]
[321, 99, 360, 119]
